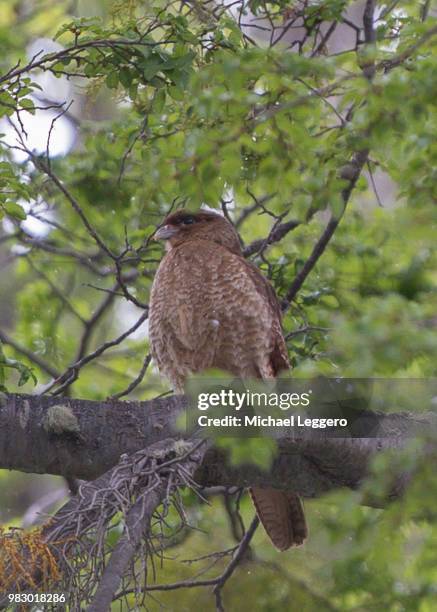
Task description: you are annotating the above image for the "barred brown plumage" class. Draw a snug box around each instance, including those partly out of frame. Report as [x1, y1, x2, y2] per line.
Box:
[149, 209, 308, 551]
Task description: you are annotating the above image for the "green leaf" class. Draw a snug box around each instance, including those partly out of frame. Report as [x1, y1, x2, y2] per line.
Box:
[0, 343, 37, 389]
[3, 202, 27, 220]
[20, 98, 36, 114]
[105, 72, 119, 89]
[141, 58, 163, 81]
[153, 88, 166, 113]
[119, 68, 133, 88]
[168, 85, 184, 101]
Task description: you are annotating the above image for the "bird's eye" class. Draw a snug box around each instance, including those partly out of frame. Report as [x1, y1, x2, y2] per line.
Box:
[182, 216, 196, 225]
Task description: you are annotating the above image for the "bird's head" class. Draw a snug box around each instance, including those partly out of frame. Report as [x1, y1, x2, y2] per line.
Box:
[154, 209, 242, 254]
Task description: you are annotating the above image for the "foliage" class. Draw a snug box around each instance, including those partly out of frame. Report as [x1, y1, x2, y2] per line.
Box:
[0, 341, 36, 392]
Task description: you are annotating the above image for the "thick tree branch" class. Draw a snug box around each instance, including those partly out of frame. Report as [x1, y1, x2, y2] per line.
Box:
[0, 393, 433, 499]
[87, 481, 167, 611]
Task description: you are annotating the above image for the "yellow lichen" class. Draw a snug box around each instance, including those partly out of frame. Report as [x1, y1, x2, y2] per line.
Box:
[0, 526, 62, 593]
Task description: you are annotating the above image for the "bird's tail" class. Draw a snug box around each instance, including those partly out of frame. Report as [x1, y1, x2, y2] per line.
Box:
[249, 487, 308, 551]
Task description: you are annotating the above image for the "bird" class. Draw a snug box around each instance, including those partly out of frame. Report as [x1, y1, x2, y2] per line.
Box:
[148, 208, 308, 551]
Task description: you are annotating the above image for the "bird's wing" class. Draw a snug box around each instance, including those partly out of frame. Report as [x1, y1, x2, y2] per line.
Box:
[242, 260, 290, 375]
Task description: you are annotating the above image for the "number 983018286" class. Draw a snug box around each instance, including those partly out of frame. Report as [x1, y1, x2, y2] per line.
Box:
[7, 593, 66, 605]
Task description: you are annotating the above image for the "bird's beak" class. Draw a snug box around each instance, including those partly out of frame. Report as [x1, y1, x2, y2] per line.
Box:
[154, 224, 178, 240]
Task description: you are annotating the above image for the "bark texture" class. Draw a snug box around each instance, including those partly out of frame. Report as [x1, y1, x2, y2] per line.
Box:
[0, 393, 434, 498]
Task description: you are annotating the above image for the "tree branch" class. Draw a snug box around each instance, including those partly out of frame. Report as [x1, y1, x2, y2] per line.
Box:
[381, 24, 437, 72]
[281, 149, 369, 311]
[0, 330, 60, 379]
[87, 482, 167, 611]
[213, 515, 259, 611]
[40, 308, 148, 395]
[243, 219, 300, 258]
[0, 392, 433, 500]
[0, 437, 208, 608]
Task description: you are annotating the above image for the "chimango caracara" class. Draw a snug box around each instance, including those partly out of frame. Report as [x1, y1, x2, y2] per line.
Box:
[149, 209, 307, 551]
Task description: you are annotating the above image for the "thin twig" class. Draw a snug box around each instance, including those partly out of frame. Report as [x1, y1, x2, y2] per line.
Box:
[40, 309, 148, 395]
[0, 329, 60, 379]
[213, 515, 259, 611]
[108, 353, 152, 400]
